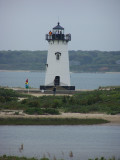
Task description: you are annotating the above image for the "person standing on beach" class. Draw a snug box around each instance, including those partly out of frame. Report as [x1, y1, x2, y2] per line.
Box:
[53, 87, 56, 95]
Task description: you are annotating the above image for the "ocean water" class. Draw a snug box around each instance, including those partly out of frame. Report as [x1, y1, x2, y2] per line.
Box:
[0, 72, 120, 160]
[0, 71, 120, 89]
[0, 125, 120, 160]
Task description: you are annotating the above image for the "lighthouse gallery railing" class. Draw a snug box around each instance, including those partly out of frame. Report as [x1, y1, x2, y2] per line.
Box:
[46, 33, 71, 42]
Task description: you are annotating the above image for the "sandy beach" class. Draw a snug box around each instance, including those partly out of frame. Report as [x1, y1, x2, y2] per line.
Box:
[0, 111, 120, 125]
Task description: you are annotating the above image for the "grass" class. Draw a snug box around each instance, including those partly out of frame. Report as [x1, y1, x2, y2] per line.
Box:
[0, 118, 109, 125]
[0, 155, 119, 160]
[0, 87, 120, 115]
[0, 155, 39, 160]
[88, 157, 118, 160]
[24, 107, 60, 115]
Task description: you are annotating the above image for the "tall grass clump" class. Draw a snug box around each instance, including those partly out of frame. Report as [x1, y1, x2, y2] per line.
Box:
[0, 118, 109, 125]
[88, 156, 117, 160]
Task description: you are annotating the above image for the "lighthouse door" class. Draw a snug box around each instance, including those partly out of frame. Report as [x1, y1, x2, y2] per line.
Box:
[54, 76, 60, 86]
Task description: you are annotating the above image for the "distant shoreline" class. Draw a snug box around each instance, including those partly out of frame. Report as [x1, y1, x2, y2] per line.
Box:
[0, 70, 120, 74]
[0, 70, 44, 72]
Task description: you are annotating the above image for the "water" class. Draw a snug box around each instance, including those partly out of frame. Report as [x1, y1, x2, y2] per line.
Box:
[0, 71, 120, 159]
[0, 125, 120, 160]
[0, 71, 120, 89]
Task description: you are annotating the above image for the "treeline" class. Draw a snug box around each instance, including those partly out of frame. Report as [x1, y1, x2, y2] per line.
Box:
[0, 50, 120, 72]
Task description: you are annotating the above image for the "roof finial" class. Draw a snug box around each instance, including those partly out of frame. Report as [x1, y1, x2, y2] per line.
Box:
[58, 16, 59, 25]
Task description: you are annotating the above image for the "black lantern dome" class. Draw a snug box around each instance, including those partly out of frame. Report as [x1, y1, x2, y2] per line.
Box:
[53, 22, 64, 30]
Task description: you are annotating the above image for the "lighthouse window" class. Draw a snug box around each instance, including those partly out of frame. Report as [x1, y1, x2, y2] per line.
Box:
[55, 52, 61, 60]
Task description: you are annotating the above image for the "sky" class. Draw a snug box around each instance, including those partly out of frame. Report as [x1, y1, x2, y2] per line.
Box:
[0, 0, 120, 51]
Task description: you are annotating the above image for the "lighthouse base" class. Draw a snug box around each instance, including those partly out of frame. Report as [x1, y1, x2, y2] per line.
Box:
[40, 85, 75, 91]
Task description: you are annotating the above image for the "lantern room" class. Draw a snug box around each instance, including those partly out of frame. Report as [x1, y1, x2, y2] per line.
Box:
[46, 22, 71, 42]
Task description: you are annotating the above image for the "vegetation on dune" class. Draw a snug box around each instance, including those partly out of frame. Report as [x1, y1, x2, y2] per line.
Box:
[63, 87, 120, 115]
[0, 155, 119, 160]
[0, 50, 120, 72]
[0, 87, 120, 115]
[88, 157, 118, 160]
[0, 87, 29, 98]
[0, 88, 30, 110]
[0, 155, 39, 160]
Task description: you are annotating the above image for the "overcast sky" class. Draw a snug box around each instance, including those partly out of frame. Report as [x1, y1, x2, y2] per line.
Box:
[0, 0, 120, 51]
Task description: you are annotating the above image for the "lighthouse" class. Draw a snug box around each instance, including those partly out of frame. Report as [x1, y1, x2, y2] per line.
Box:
[40, 22, 75, 90]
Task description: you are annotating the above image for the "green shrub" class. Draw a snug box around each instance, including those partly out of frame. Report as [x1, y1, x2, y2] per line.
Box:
[21, 99, 28, 104]
[28, 101, 40, 108]
[0, 88, 24, 98]
[45, 108, 60, 115]
[0, 96, 5, 103]
[52, 99, 61, 108]
[24, 107, 60, 115]
[14, 112, 19, 115]
[25, 108, 42, 115]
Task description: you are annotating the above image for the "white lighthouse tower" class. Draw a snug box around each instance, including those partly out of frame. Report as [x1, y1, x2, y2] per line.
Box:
[40, 22, 75, 90]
